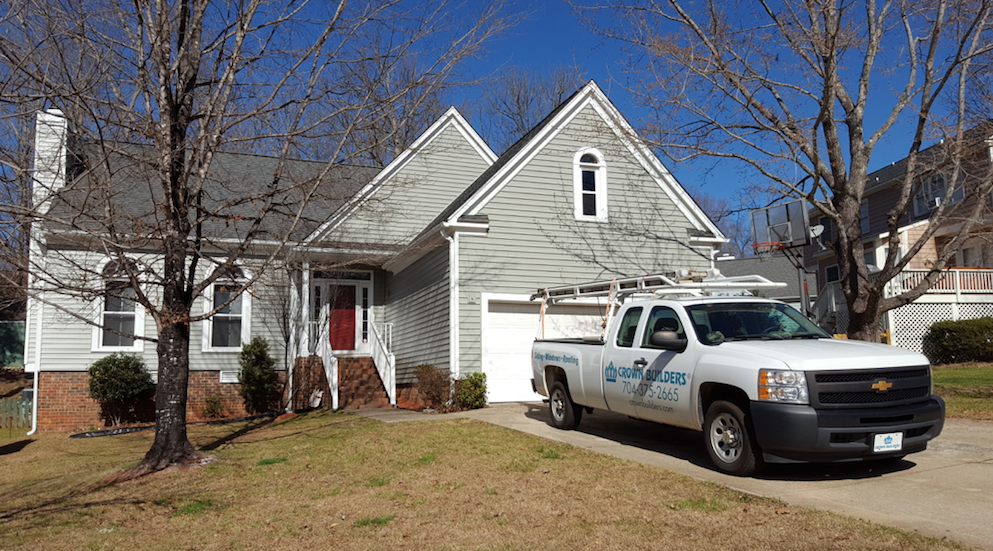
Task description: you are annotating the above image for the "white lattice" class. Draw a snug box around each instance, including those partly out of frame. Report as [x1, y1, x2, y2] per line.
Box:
[891, 303, 954, 353]
[956, 304, 993, 320]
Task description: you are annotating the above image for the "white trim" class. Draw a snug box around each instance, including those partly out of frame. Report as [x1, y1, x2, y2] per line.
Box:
[219, 370, 239, 383]
[573, 148, 608, 222]
[303, 107, 496, 245]
[202, 267, 254, 352]
[444, 81, 724, 243]
[91, 257, 146, 353]
[443, 231, 460, 377]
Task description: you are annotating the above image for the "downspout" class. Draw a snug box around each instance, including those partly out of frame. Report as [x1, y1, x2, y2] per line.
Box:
[441, 229, 460, 378]
[286, 268, 299, 412]
[26, 292, 43, 436]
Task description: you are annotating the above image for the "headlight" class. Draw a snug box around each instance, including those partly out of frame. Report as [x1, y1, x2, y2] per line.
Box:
[759, 369, 809, 404]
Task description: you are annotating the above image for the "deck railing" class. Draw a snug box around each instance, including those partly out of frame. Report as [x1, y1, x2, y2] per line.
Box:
[813, 268, 993, 330]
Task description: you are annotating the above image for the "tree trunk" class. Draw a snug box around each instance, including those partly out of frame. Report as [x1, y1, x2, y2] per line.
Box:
[140, 320, 201, 470]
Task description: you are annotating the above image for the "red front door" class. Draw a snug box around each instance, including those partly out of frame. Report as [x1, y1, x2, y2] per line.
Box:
[329, 287, 356, 351]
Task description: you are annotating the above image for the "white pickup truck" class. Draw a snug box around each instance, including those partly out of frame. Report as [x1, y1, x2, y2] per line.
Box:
[530, 272, 945, 476]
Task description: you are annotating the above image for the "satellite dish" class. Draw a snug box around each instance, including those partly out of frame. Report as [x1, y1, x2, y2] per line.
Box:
[809, 225, 824, 238]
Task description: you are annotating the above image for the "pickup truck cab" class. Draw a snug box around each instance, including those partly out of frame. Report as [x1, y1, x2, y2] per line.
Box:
[531, 286, 945, 476]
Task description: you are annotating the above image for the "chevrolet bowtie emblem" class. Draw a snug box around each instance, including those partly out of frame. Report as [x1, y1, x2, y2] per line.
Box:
[871, 380, 893, 392]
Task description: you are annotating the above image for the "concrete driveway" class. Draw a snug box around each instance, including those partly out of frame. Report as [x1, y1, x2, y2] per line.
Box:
[355, 403, 993, 550]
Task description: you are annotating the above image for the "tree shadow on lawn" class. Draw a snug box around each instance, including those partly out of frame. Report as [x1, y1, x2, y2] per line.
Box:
[523, 402, 917, 481]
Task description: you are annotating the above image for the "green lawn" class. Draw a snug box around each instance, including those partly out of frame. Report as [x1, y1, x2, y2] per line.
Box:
[0, 411, 967, 551]
[932, 364, 993, 420]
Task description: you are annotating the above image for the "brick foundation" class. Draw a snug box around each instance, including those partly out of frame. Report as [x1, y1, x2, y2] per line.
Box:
[36, 370, 288, 432]
[292, 356, 330, 410]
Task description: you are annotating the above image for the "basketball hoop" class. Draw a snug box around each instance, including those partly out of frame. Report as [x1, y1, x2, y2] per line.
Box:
[752, 241, 783, 260]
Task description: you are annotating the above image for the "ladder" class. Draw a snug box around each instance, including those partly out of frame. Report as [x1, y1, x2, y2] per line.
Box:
[530, 269, 787, 341]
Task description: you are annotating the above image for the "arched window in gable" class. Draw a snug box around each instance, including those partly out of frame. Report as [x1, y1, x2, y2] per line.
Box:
[574, 149, 607, 221]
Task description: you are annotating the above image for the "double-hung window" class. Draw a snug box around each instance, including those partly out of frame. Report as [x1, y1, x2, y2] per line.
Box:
[93, 260, 144, 352]
[574, 149, 608, 221]
[203, 268, 251, 351]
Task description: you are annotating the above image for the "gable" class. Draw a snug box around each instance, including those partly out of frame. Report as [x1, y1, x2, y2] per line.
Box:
[471, 102, 715, 277]
[306, 108, 496, 248]
[434, 81, 722, 245]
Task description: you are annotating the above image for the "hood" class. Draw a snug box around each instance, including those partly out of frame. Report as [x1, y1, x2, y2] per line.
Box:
[716, 338, 928, 371]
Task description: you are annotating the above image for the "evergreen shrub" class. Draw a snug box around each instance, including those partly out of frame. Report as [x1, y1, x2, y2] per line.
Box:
[87, 353, 155, 426]
[923, 317, 993, 364]
[453, 372, 487, 410]
[238, 337, 279, 414]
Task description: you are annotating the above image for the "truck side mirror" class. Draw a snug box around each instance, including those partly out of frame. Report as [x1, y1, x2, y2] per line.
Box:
[649, 330, 687, 353]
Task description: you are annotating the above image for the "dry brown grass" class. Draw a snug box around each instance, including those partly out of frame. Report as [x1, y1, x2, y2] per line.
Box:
[0, 411, 970, 551]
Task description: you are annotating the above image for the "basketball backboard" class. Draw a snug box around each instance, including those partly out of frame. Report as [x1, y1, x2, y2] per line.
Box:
[750, 199, 811, 249]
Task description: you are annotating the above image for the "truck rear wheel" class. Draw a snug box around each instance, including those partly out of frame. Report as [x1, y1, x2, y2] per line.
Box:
[549, 381, 582, 430]
[704, 400, 764, 476]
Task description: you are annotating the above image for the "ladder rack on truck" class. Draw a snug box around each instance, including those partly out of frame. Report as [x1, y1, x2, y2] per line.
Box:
[529, 269, 786, 341]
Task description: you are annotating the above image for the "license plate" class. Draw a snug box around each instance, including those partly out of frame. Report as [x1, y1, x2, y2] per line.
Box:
[873, 432, 904, 453]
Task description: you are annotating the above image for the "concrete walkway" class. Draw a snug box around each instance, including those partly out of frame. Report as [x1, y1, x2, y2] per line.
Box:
[350, 403, 993, 550]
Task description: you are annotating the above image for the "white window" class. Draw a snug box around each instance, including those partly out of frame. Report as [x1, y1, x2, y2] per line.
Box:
[92, 260, 144, 352]
[825, 265, 840, 283]
[860, 200, 870, 234]
[203, 268, 252, 351]
[914, 173, 963, 217]
[573, 149, 607, 221]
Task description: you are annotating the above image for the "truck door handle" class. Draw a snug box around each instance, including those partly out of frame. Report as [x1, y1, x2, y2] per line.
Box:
[634, 358, 648, 367]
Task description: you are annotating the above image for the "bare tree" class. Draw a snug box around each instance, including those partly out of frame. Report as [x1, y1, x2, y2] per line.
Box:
[576, 0, 993, 340]
[0, 0, 514, 478]
[476, 65, 585, 154]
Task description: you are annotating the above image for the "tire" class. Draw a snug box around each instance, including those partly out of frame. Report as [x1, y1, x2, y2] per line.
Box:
[704, 400, 764, 476]
[549, 380, 583, 430]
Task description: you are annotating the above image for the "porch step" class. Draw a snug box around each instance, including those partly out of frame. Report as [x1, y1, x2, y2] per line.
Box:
[338, 357, 391, 410]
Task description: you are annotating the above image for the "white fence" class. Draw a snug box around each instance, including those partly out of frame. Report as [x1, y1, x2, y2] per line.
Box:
[814, 269, 993, 353]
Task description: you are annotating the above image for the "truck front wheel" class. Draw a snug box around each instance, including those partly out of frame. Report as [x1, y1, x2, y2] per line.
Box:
[704, 400, 764, 476]
[549, 381, 582, 430]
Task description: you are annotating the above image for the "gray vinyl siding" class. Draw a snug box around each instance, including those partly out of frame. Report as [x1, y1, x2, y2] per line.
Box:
[456, 105, 711, 374]
[331, 124, 491, 246]
[29, 248, 288, 373]
[385, 244, 450, 384]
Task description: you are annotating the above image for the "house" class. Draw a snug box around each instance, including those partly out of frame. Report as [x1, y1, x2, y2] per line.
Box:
[24, 81, 726, 431]
[715, 255, 817, 310]
[804, 123, 993, 351]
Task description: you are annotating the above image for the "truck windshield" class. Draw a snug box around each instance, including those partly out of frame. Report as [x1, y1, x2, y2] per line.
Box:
[685, 302, 831, 344]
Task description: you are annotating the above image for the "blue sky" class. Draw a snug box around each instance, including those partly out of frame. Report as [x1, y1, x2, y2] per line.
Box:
[460, 1, 765, 203]
[457, 1, 943, 209]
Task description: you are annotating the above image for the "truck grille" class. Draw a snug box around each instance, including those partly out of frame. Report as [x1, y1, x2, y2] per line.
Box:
[809, 366, 932, 408]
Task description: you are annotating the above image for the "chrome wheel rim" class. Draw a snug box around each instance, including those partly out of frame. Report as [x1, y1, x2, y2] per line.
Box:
[550, 389, 566, 422]
[709, 412, 743, 463]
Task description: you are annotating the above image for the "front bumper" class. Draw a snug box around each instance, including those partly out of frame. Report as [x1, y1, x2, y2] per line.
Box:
[750, 396, 945, 462]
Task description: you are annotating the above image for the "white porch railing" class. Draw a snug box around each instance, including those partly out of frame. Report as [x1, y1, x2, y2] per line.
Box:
[370, 322, 396, 405]
[812, 268, 993, 336]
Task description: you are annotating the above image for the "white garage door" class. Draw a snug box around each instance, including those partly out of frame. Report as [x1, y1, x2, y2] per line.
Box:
[482, 300, 604, 402]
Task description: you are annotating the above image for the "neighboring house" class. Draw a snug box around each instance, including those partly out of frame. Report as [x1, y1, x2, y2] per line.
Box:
[804, 123, 993, 351]
[25, 81, 726, 431]
[715, 256, 817, 309]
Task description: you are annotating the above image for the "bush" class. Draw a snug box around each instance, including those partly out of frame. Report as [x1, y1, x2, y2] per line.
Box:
[414, 364, 450, 409]
[201, 393, 225, 418]
[453, 372, 487, 410]
[88, 353, 155, 426]
[923, 317, 993, 364]
[238, 337, 279, 414]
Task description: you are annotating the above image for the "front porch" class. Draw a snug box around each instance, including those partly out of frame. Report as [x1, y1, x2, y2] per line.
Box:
[813, 268, 993, 353]
[290, 268, 397, 410]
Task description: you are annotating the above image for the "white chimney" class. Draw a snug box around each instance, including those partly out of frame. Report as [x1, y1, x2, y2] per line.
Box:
[32, 109, 68, 213]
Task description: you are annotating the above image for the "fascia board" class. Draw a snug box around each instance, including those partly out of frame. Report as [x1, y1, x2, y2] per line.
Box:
[447, 86, 602, 222]
[444, 82, 725, 243]
[382, 220, 488, 274]
[303, 107, 496, 245]
[583, 89, 726, 241]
